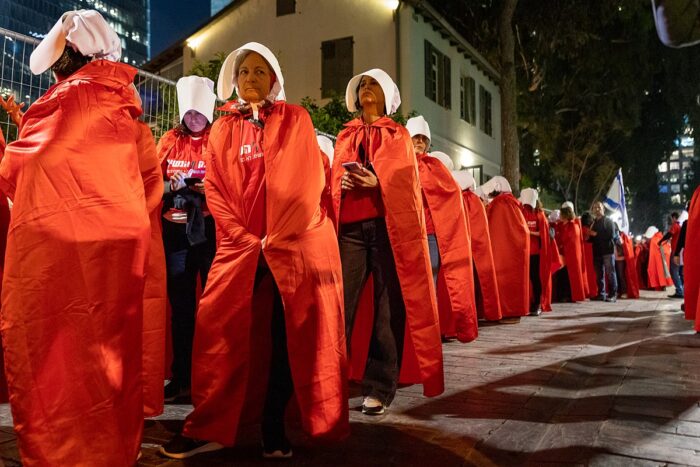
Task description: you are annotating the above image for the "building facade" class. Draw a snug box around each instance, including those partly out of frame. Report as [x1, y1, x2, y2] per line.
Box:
[146, 0, 502, 179]
[658, 133, 695, 207]
[0, 0, 150, 65]
[211, 0, 234, 16]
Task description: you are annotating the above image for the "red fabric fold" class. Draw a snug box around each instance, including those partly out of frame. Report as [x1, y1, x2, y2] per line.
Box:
[535, 210, 562, 312]
[620, 232, 640, 299]
[686, 187, 700, 329]
[556, 220, 587, 302]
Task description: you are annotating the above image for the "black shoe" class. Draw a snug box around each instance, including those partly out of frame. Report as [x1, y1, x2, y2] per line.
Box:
[164, 381, 190, 402]
[529, 308, 542, 316]
[668, 294, 684, 299]
[591, 295, 605, 301]
[262, 438, 293, 459]
[605, 296, 617, 303]
[361, 396, 386, 415]
[159, 434, 223, 459]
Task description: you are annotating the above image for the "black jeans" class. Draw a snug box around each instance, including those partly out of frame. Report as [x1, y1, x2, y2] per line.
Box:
[615, 259, 627, 296]
[257, 266, 294, 448]
[529, 254, 542, 312]
[593, 254, 618, 298]
[163, 216, 216, 387]
[340, 218, 406, 406]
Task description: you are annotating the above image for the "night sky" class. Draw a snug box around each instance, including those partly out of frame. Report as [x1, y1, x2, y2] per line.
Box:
[150, 0, 211, 58]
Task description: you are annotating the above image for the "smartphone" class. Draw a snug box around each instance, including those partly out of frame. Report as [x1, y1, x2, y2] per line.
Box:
[342, 162, 364, 175]
[184, 177, 203, 187]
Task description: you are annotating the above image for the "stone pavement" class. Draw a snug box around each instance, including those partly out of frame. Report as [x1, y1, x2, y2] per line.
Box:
[1, 290, 699, 466]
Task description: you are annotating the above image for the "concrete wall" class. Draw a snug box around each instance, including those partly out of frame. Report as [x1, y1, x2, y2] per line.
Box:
[398, 7, 501, 179]
[183, 0, 397, 104]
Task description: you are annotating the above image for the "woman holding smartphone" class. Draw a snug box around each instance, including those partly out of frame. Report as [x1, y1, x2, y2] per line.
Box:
[157, 75, 217, 402]
[332, 69, 444, 416]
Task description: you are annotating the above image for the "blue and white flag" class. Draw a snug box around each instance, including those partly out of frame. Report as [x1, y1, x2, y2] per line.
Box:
[603, 168, 629, 234]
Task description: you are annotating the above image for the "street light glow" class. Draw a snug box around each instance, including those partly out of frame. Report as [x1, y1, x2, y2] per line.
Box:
[385, 0, 400, 10]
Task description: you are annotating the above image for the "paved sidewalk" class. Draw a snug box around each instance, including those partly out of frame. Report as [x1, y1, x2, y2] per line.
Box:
[1, 291, 698, 466]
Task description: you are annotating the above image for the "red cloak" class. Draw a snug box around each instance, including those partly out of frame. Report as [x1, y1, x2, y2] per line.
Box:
[647, 232, 673, 289]
[0, 132, 8, 404]
[685, 187, 699, 325]
[620, 232, 640, 299]
[183, 102, 349, 446]
[332, 117, 444, 397]
[137, 123, 167, 418]
[582, 226, 599, 297]
[487, 193, 530, 317]
[0, 61, 151, 467]
[320, 150, 336, 228]
[417, 153, 477, 342]
[556, 220, 587, 302]
[535, 210, 563, 312]
[462, 190, 502, 320]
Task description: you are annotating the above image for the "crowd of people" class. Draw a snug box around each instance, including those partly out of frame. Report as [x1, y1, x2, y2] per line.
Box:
[0, 9, 696, 466]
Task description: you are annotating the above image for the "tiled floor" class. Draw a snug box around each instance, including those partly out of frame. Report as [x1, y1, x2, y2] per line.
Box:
[2, 290, 699, 466]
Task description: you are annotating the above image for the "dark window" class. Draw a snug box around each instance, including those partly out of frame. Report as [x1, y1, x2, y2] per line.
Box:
[321, 37, 353, 98]
[424, 40, 451, 109]
[479, 85, 492, 136]
[277, 0, 296, 16]
[460, 76, 476, 124]
[463, 165, 484, 185]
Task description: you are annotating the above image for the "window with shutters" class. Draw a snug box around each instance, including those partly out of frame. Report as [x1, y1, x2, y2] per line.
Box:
[479, 85, 492, 136]
[424, 40, 451, 109]
[277, 0, 295, 16]
[460, 75, 476, 124]
[321, 37, 353, 98]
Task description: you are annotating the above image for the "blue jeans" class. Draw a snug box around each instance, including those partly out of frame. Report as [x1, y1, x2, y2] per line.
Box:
[593, 254, 617, 298]
[670, 261, 684, 296]
[427, 234, 440, 287]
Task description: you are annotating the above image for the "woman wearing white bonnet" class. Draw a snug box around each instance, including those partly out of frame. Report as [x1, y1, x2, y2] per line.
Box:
[405, 115, 478, 343]
[161, 42, 348, 460]
[331, 69, 444, 416]
[0, 9, 163, 466]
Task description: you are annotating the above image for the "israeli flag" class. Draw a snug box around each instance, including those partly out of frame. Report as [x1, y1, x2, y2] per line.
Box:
[603, 168, 630, 234]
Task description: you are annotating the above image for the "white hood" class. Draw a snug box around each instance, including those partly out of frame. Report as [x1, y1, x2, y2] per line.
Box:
[519, 187, 539, 208]
[678, 210, 689, 224]
[452, 170, 476, 191]
[406, 116, 431, 142]
[548, 209, 561, 223]
[177, 75, 216, 124]
[480, 176, 512, 195]
[345, 68, 401, 115]
[317, 135, 334, 164]
[644, 226, 659, 239]
[430, 151, 454, 171]
[217, 42, 286, 102]
[30, 9, 121, 75]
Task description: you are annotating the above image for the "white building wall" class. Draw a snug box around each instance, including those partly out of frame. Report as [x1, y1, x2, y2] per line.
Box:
[398, 7, 501, 180]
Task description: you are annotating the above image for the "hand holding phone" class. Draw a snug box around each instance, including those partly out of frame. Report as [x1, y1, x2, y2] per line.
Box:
[342, 161, 364, 175]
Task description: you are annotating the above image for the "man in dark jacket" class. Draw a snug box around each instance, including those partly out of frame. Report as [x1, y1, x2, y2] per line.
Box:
[587, 202, 619, 302]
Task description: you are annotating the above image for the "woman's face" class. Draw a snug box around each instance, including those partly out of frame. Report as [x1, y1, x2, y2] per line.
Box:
[237, 52, 273, 104]
[183, 110, 208, 134]
[358, 75, 386, 115]
[411, 135, 429, 154]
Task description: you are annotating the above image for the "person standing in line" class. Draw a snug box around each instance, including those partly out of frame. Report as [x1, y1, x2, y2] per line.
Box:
[587, 202, 619, 302]
[333, 69, 444, 416]
[157, 76, 218, 402]
[160, 43, 348, 460]
[658, 212, 684, 298]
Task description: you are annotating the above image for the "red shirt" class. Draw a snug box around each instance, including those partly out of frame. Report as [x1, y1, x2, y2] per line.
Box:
[670, 221, 681, 253]
[239, 119, 267, 238]
[339, 143, 385, 225]
[160, 131, 209, 223]
[422, 192, 435, 234]
[522, 206, 541, 255]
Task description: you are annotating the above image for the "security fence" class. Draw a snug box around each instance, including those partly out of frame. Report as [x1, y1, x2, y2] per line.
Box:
[0, 26, 179, 144]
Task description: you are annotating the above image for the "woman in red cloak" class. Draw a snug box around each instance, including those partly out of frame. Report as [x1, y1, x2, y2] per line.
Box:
[556, 205, 587, 302]
[161, 42, 348, 460]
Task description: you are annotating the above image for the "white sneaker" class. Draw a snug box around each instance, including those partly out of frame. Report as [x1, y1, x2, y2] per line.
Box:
[361, 396, 385, 415]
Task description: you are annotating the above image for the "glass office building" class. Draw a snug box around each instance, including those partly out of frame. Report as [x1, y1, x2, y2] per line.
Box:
[0, 0, 150, 65]
[211, 0, 234, 15]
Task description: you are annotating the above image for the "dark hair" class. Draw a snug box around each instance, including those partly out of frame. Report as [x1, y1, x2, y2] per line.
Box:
[580, 212, 594, 227]
[670, 211, 679, 219]
[561, 206, 575, 221]
[51, 45, 91, 78]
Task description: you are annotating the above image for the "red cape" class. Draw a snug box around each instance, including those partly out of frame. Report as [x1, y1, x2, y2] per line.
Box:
[183, 102, 349, 446]
[620, 232, 640, 299]
[333, 117, 443, 396]
[647, 232, 673, 289]
[138, 123, 167, 418]
[556, 220, 587, 302]
[418, 153, 477, 342]
[582, 226, 599, 297]
[685, 187, 700, 327]
[462, 190, 502, 320]
[535, 210, 563, 312]
[487, 193, 530, 317]
[0, 132, 8, 404]
[321, 150, 336, 228]
[0, 61, 151, 466]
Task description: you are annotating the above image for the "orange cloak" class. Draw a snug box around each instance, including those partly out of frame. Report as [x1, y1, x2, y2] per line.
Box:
[333, 117, 444, 397]
[535, 210, 562, 312]
[582, 226, 599, 297]
[620, 232, 640, 299]
[487, 193, 530, 317]
[647, 232, 673, 289]
[556, 220, 587, 302]
[183, 102, 348, 446]
[418, 153, 477, 342]
[685, 187, 699, 327]
[0, 61, 152, 467]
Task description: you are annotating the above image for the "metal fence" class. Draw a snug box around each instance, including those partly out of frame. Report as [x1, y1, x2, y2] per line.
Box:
[0, 26, 179, 144]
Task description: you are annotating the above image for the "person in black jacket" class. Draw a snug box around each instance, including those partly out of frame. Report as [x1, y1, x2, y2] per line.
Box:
[587, 202, 619, 302]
